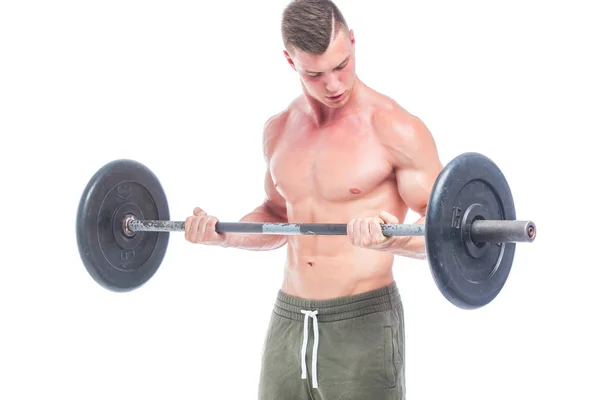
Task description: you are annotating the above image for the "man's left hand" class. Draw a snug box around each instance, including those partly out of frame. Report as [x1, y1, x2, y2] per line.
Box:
[347, 211, 402, 250]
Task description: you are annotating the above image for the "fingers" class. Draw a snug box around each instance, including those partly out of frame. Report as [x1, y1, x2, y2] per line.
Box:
[347, 217, 377, 247]
[369, 217, 384, 244]
[192, 213, 205, 242]
[379, 210, 399, 224]
[360, 218, 371, 247]
[184, 207, 222, 245]
[348, 218, 363, 247]
[348, 211, 396, 249]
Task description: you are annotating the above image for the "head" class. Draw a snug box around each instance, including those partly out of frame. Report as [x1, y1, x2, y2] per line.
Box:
[282, 0, 356, 108]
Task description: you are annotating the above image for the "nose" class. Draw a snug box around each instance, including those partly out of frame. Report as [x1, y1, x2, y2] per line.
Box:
[325, 73, 341, 94]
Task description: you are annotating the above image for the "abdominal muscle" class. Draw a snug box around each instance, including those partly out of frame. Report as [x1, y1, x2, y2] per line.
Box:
[279, 179, 408, 300]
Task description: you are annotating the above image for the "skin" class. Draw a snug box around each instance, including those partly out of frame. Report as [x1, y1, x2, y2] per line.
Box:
[185, 27, 443, 299]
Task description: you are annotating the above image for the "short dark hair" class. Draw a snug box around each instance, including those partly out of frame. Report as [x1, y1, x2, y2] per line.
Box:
[282, 0, 349, 55]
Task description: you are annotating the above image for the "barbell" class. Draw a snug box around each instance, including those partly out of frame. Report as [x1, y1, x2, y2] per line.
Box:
[75, 152, 536, 309]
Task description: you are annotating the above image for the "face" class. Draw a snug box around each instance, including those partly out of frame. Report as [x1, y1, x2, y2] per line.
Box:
[285, 29, 356, 108]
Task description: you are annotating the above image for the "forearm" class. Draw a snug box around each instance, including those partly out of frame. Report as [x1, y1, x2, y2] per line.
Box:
[383, 215, 427, 259]
[222, 204, 288, 251]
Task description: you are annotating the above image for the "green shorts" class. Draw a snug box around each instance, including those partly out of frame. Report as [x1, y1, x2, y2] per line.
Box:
[258, 282, 405, 400]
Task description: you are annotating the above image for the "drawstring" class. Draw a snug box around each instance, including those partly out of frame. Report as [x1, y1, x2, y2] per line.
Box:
[300, 309, 319, 388]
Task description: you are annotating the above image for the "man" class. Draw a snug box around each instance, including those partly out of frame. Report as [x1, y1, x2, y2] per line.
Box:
[184, 0, 443, 398]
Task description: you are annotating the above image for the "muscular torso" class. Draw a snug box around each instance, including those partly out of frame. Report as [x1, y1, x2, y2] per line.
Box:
[269, 88, 410, 299]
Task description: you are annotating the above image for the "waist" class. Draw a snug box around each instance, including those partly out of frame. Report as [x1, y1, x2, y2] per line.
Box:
[273, 281, 401, 323]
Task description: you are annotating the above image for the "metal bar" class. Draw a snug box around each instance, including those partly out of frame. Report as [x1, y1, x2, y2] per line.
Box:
[470, 220, 536, 243]
[129, 220, 186, 232]
[128, 220, 425, 236]
[128, 219, 536, 242]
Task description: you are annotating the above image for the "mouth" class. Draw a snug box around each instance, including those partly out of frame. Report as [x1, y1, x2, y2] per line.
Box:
[326, 91, 345, 102]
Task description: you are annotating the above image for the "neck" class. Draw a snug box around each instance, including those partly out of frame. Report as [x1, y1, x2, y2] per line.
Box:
[303, 77, 363, 127]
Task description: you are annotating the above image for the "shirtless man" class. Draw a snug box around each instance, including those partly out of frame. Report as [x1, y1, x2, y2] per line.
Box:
[184, 1, 443, 399]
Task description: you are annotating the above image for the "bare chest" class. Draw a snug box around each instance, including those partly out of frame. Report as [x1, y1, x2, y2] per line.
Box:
[270, 121, 393, 202]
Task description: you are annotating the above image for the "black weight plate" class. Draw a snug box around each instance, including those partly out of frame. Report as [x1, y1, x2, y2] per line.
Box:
[425, 153, 516, 309]
[76, 160, 170, 292]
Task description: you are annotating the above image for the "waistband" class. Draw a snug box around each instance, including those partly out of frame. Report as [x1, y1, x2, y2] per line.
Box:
[273, 282, 401, 322]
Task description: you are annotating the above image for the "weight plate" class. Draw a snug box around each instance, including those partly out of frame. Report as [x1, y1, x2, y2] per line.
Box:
[76, 159, 170, 292]
[425, 152, 516, 309]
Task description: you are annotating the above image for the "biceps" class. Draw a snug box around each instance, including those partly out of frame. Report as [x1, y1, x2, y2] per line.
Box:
[263, 167, 288, 219]
[395, 165, 441, 216]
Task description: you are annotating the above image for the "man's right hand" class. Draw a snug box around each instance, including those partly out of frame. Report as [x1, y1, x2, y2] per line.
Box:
[184, 207, 227, 246]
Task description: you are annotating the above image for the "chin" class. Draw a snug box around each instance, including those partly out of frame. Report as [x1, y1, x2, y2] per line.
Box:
[324, 97, 349, 108]
[325, 101, 346, 109]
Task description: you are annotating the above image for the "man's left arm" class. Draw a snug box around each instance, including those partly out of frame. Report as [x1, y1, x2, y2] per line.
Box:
[348, 107, 443, 259]
[385, 109, 443, 258]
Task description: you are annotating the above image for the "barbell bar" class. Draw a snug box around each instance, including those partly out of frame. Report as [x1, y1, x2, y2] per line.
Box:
[126, 219, 536, 243]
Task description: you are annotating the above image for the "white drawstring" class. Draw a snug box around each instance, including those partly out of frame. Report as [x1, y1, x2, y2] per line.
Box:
[300, 309, 319, 388]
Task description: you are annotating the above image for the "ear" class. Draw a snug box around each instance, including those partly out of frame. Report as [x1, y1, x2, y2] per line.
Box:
[349, 29, 355, 46]
[283, 50, 297, 71]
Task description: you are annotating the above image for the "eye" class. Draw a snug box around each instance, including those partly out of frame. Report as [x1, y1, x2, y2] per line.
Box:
[335, 62, 348, 71]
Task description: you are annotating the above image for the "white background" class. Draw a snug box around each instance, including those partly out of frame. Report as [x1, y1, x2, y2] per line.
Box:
[1, 0, 598, 399]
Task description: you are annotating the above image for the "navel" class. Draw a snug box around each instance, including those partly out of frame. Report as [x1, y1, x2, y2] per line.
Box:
[349, 188, 362, 195]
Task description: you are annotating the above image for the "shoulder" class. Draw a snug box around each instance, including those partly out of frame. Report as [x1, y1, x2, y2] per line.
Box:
[263, 95, 307, 158]
[370, 94, 424, 143]
[262, 108, 291, 159]
[369, 95, 438, 168]
[263, 109, 289, 139]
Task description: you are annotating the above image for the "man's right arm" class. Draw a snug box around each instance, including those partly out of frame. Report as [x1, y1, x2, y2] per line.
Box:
[221, 113, 289, 251]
